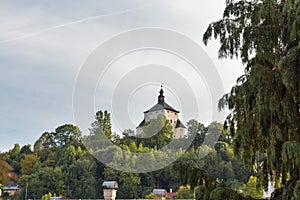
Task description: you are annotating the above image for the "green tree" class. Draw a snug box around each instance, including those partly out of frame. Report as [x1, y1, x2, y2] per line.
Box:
[242, 176, 263, 199]
[5, 144, 22, 175]
[139, 114, 173, 149]
[203, 0, 300, 198]
[103, 167, 141, 199]
[84, 110, 113, 151]
[176, 185, 194, 199]
[118, 172, 141, 199]
[34, 132, 55, 152]
[42, 192, 56, 200]
[208, 122, 232, 144]
[54, 124, 81, 147]
[18, 167, 64, 199]
[90, 110, 112, 139]
[187, 119, 208, 149]
[20, 145, 33, 154]
[20, 154, 40, 175]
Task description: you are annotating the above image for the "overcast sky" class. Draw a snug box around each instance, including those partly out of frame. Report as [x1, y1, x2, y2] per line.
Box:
[0, 0, 244, 152]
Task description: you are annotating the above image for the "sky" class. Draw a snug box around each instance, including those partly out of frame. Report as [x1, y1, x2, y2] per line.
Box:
[0, 0, 244, 152]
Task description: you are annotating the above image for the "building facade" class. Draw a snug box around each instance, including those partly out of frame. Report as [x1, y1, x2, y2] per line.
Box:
[136, 86, 188, 139]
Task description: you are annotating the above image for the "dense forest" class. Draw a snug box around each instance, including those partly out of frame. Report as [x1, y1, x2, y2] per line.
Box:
[0, 110, 260, 200]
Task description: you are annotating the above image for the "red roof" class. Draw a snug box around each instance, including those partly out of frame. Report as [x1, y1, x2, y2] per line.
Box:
[166, 192, 177, 198]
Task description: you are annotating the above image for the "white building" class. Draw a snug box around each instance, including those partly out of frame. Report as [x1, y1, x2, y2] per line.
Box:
[136, 86, 188, 139]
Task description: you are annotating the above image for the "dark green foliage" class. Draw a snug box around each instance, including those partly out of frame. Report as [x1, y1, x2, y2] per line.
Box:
[176, 185, 194, 199]
[209, 185, 245, 200]
[90, 110, 112, 139]
[203, 0, 300, 199]
[137, 114, 173, 149]
[1, 111, 258, 199]
[34, 124, 82, 151]
[187, 119, 208, 150]
[83, 110, 113, 151]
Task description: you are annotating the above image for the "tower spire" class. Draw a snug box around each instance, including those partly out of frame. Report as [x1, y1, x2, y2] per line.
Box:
[158, 85, 165, 104]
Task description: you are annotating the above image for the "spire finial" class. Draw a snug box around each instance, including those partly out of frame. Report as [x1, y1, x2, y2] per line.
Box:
[158, 84, 164, 104]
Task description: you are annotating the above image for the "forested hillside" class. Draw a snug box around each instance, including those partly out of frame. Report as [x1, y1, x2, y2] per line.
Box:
[0, 110, 258, 200]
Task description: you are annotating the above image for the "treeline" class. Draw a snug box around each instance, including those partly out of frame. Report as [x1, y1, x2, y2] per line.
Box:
[0, 110, 259, 199]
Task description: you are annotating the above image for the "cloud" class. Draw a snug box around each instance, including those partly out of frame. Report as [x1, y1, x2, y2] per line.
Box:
[0, 0, 243, 151]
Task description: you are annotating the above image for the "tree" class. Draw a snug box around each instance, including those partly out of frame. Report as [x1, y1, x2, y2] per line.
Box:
[0, 144, 32, 176]
[18, 166, 65, 199]
[139, 114, 173, 149]
[176, 185, 194, 199]
[20, 145, 33, 154]
[20, 154, 40, 175]
[0, 160, 17, 184]
[103, 167, 141, 199]
[54, 124, 82, 147]
[83, 110, 113, 151]
[242, 176, 263, 199]
[208, 122, 232, 144]
[34, 132, 55, 152]
[90, 110, 112, 139]
[187, 119, 208, 149]
[42, 192, 55, 200]
[118, 172, 141, 199]
[203, 0, 300, 198]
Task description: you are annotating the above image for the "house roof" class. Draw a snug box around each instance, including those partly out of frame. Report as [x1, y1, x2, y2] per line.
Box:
[153, 189, 166, 194]
[175, 119, 186, 128]
[166, 192, 177, 198]
[137, 119, 145, 128]
[50, 197, 65, 200]
[144, 86, 179, 113]
[3, 185, 19, 190]
[102, 181, 118, 189]
[144, 102, 179, 113]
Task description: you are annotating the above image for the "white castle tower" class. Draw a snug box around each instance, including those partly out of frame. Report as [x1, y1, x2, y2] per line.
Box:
[136, 86, 187, 139]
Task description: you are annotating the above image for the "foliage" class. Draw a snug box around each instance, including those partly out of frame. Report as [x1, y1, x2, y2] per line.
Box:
[242, 176, 263, 199]
[209, 185, 245, 200]
[90, 110, 112, 139]
[20, 154, 40, 175]
[0, 160, 16, 184]
[203, 0, 300, 198]
[83, 110, 113, 151]
[176, 185, 194, 199]
[145, 192, 155, 199]
[186, 119, 208, 150]
[137, 114, 173, 149]
[34, 124, 82, 151]
[0, 110, 257, 199]
[42, 192, 56, 200]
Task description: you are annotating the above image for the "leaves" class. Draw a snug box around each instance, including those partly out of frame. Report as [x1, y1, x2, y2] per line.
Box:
[0, 160, 16, 184]
[204, 0, 300, 198]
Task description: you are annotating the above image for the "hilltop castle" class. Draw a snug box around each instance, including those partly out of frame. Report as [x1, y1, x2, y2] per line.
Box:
[136, 86, 188, 139]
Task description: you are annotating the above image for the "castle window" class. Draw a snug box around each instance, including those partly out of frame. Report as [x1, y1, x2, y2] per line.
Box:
[170, 120, 172, 123]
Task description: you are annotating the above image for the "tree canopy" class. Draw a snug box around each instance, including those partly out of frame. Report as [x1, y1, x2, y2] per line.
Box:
[203, 0, 300, 199]
[0, 112, 258, 200]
